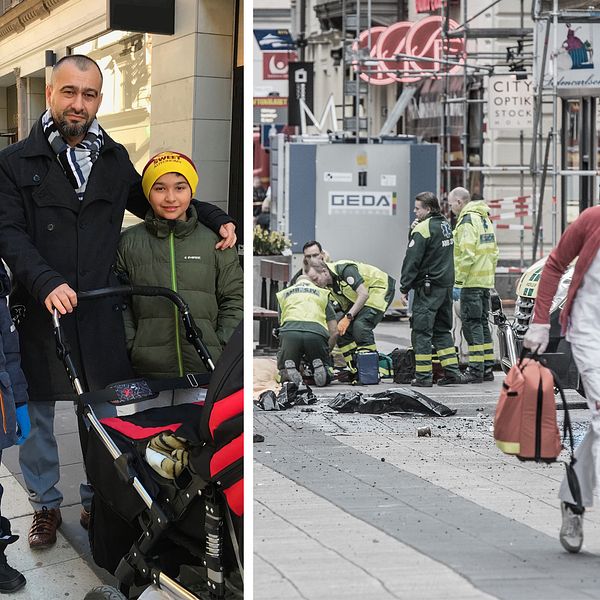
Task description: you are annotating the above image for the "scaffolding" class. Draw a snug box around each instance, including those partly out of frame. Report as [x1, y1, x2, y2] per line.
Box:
[342, 0, 536, 266]
[440, 0, 534, 267]
[530, 1, 600, 249]
[335, 0, 600, 265]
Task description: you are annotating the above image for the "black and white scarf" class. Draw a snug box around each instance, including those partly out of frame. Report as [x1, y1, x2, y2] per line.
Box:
[42, 108, 104, 201]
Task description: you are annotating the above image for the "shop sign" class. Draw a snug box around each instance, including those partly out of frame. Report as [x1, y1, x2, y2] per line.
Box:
[353, 16, 465, 85]
[254, 29, 296, 51]
[263, 52, 298, 80]
[253, 97, 288, 125]
[328, 191, 397, 215]
[535, 22, 600, 90]
[288, 62, 314, 126]
[488, 76, 533, 129]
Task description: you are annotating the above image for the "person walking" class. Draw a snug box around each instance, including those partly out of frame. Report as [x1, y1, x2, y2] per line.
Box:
[400, 192, 466, 387]
[523, 205, 600, 554]
[0, 55, 236, 549]
[448, 187, 499, 383]
[276, 274, 337, 387]
[306, 258, 395, 377]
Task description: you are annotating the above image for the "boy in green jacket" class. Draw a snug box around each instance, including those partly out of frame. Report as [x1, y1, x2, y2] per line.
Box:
[116, 151, 243, 408]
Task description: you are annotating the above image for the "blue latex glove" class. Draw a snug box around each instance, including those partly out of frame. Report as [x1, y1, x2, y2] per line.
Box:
[452, 287, 461, 302]
[15, 405, 30, 445]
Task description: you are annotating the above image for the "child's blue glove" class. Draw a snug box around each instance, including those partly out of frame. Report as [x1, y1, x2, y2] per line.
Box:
[15, 405, 30, 445]
[452, 287, 461, 302]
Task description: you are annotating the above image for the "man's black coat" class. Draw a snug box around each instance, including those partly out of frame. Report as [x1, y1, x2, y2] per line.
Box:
[0, 119, 229, 401]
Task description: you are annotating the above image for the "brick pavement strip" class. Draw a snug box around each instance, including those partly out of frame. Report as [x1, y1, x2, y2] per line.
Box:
[254, 402, 600, 600]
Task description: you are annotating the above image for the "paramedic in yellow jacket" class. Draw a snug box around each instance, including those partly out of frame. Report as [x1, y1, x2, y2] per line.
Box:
[448, 187, 499, 382]
[276, 275, 337, 387]
[306, 259, 396, 375]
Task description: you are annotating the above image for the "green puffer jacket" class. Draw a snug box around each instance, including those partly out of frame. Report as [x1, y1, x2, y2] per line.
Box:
[116, 209, 243, 378]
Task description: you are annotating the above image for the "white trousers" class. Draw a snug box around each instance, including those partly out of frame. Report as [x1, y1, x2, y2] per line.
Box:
[558, 336, 600, 506]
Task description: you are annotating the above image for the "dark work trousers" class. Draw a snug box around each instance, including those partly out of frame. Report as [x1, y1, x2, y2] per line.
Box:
[277, 331, 332, 371]
[337, 307, 384, 371]
[459, 287, 494, 376]
[410, 286, 461, 382]
[337, 283, 395, 371]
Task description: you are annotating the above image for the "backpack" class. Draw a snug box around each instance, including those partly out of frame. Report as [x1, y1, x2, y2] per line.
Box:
[391, 347, 415, 384]
[494, 353, 582, 508]
[378, 353, 393, 379]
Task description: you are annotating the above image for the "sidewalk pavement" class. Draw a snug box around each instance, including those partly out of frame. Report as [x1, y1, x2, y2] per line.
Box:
[254, 321, 597, 600]
[1, 402, 112, 599]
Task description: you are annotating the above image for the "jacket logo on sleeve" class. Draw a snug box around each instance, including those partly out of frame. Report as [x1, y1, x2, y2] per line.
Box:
[184, 255, 202, 260]
[480, 234, 495, 243]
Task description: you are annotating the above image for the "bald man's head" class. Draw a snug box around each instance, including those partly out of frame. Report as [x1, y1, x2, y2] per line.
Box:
[46, 55, 103, 145]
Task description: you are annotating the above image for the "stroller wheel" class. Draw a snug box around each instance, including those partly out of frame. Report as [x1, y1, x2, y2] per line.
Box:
[84, 585, 127, 600]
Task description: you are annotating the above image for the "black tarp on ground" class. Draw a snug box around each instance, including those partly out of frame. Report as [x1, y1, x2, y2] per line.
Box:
[328, 388, 456, 417]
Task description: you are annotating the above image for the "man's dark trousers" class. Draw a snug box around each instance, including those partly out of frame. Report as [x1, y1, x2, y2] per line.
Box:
[460, 287, 494, 376]
[277, 331, 332, 370]
[411, 286, 461, 383]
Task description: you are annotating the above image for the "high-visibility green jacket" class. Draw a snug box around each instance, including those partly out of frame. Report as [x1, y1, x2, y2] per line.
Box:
[400, 214, 455, 293]
[326, 260, 393, 313]
[276, 278, 334, 339]
[454, 200, 499, 288]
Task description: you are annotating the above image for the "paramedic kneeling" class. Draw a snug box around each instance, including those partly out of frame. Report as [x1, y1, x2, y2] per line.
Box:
[523, 205, 600, 554]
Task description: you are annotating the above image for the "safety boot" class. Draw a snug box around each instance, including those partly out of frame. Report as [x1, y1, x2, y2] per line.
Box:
[281, 360, 303, 386]
[437, 373, 469, 386]
[312, 359, 328, 387]
[483, 368, 495, 382]
[411, 378, 433, 388]
[462, 368, 484, 384]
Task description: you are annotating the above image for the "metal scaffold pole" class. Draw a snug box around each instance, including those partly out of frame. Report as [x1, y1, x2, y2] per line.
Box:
[367, 0, 372, 142]
[355, 0, 360, 144]
[462, 0, 468, 188]
[441, 0, 450, 196]
[551, 0, 558, 246]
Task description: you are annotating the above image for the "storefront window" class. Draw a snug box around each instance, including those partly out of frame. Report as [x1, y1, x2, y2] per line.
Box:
[71, 31, 151, 174]
[564, 99, 580, 224]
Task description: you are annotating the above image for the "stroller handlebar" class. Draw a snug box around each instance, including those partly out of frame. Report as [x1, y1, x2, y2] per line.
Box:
[78, 285, 188, 311]
[53, 286, 215, 397]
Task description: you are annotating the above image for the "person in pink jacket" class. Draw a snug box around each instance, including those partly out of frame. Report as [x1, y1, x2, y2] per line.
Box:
[523, 205, 600, 554]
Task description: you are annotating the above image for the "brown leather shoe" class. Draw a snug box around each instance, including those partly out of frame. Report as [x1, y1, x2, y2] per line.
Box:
[28, 507, 62, 549]
[80, 508, 90, 530]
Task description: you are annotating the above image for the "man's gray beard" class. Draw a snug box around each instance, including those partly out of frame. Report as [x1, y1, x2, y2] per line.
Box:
[56, 117, 90, 139]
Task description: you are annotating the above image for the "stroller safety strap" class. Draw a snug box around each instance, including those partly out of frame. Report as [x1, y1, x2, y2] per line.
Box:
[77, 373, 211, 406]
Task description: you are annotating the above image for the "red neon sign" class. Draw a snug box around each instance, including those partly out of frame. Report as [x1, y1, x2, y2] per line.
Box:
[415, 0, 443, 13]
[353, 16, 465, 85]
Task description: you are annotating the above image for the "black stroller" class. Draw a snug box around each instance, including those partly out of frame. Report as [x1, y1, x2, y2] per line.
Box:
[52, 286, 243, 600]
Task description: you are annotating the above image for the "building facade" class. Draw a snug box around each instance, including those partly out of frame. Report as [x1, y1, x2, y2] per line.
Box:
[0, 0, 242, 228]
[252, 0, 600, 258]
